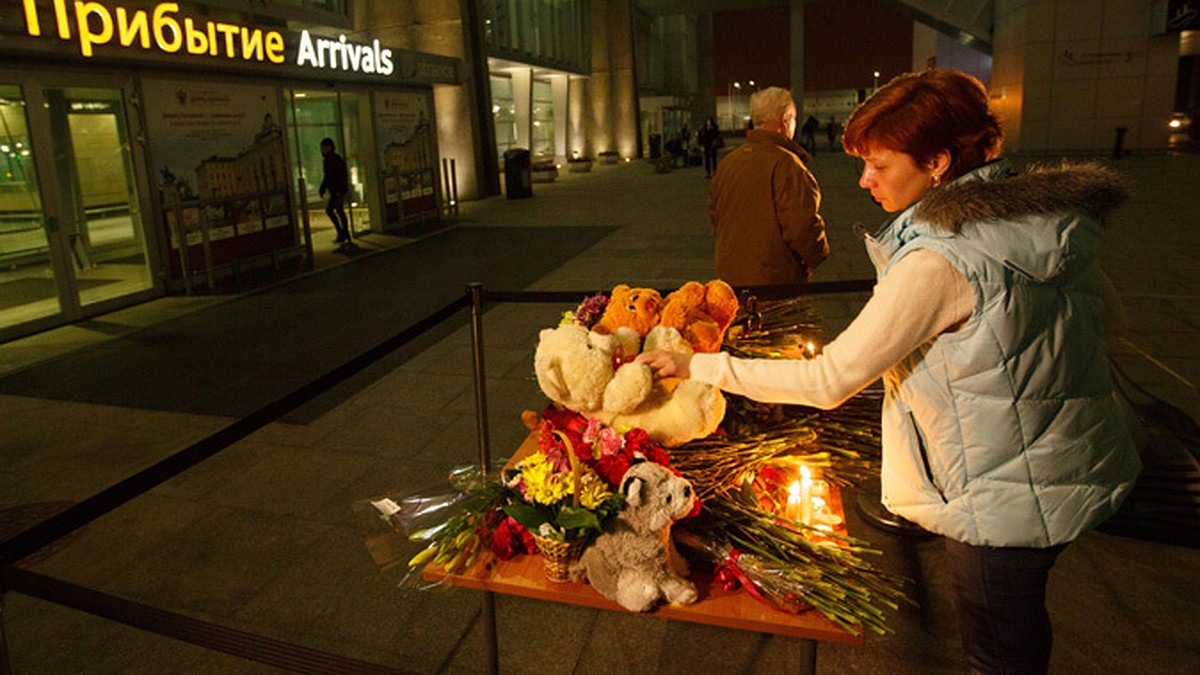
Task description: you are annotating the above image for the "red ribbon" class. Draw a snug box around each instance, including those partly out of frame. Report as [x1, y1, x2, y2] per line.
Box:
[714, 548, 812, 614]
[714, 549, 770, 605]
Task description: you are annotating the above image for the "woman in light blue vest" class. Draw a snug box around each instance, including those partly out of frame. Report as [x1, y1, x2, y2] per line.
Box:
[638, 69, 1141, 674]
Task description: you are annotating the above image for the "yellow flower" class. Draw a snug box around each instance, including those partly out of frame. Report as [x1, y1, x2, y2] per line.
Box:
[520, 453, 571, 506]
[578, 473, 613, 510]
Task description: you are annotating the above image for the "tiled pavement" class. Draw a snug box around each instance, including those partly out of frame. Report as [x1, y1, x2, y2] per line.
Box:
[1, 147, 1197, 674]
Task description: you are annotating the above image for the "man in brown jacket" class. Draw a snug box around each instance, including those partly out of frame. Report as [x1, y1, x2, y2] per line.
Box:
[709, 87, 829, 286]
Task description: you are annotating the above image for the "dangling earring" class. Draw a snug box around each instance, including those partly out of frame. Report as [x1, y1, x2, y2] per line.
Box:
[931, 173, 942, 187]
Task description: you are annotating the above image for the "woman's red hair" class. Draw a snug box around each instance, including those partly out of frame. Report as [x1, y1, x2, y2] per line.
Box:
[843, 69, 1003, 181]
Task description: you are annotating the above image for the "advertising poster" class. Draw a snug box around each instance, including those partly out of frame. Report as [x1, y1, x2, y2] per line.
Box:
[142, 79, 294, 276]
[374, 90, 438, 229]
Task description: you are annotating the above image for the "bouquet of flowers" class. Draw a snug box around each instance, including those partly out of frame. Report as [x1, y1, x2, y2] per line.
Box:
[407, 406, 693, 582]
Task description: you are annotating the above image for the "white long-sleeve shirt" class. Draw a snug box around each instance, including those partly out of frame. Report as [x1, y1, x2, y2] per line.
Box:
[691, 249, 974, 408]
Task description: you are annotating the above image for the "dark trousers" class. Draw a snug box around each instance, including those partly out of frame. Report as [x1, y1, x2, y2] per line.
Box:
[326, 191, 350, 240]
[703, 147, 717, 176]
[944, 538, 1068, 675]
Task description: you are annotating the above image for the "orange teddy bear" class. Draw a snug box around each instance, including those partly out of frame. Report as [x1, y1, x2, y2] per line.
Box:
[594, 285, 663, 337]
[659, 280, 740, 353]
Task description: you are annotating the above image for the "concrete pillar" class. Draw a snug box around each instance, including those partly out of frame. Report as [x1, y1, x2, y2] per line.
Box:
[696, 13, 717, 125]
[789, 0, 805, 102]
[589, 0, 640, 158]
[569, 76, 589, 158]
[551, 75, 569, 165]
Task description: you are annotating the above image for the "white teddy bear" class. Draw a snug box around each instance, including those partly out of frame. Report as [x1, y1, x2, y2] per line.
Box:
[533, 323, 725, 446]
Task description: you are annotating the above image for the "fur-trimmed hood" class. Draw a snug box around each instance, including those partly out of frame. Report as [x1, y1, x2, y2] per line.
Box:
[878, 159, 1132, 283]
[914, 160, 1131, 234]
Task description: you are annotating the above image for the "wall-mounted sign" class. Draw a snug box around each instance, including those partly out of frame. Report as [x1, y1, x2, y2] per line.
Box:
[1166, 0, 1199, 32]
[8, 0, 456, 84]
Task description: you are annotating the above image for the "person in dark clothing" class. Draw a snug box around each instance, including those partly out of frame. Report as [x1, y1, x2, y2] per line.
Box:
[319, 137, 351, 244]
[697, 117, 722, 178]
[800, 115, 819, 152]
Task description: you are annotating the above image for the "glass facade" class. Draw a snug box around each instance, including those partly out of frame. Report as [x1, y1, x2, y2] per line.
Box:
[0, 85, 55, 328]
[491, 75, 518, 158]
[531, 79, 555, 158]
[483, 0, 591, 72]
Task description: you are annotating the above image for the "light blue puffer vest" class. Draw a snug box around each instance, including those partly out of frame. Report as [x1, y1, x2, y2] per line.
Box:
[862, 159, 1141, 547]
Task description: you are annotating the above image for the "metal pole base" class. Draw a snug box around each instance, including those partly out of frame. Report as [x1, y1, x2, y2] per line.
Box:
[855, 477, 933, 537]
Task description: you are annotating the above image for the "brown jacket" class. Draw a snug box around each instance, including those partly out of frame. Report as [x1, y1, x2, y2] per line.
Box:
[708, 129, 829, 286]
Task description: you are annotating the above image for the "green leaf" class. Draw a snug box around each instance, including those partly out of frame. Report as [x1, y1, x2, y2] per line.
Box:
[502, 503, 549, 531]
[556, 506, 601, 532]
[739, 478, 759, 507]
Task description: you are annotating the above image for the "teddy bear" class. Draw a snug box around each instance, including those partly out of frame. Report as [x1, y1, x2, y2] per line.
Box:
[570, 460, 698, 612]
[534, 281, 741, 446]
[534, 321, 725, 446]
[658, 280, 740, 354]
[593, 285, 663, 337]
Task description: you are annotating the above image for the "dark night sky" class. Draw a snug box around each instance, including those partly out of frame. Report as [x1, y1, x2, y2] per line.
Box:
[712, 1, 914, 95]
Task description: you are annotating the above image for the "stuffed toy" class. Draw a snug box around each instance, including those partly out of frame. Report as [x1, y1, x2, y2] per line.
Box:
[659, 280, 740, 354]
[534, 280, 738, 446]
[594, 285, 662, 337]
[571, 461, 698, 612]
[534, 322, 725, 446]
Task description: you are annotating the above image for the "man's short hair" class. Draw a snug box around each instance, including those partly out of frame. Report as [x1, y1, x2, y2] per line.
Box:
[750, 87, 795, 128]
[320, 137, 335, 150]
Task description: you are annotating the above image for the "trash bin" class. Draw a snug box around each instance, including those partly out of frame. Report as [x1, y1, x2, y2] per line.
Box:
[649, 133, 662, 159]
[503, 148, 532, 199]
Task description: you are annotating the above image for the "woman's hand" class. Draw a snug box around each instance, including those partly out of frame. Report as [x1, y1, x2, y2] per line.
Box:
[635, 350, 693, 379]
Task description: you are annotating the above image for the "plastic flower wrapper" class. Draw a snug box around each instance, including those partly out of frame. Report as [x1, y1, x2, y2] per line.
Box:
[368, 461, 506, 539]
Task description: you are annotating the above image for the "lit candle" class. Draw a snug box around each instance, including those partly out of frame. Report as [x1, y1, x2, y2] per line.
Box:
[786, 480, 802, 523]
[800, 465, 814, 526]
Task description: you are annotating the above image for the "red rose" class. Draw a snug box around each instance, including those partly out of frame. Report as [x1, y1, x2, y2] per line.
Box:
[490, 516, 529, 560]
[595, 454, 633, 487]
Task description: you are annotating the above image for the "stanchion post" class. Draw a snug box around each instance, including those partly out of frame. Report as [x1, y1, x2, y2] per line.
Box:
[0, 594, 12, 675]
[298, 177, 314, 271]
[467, 282, 499, 675]
[168, 185, 193, 295]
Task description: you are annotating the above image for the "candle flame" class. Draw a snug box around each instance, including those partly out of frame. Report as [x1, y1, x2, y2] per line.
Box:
[800, 465, 812, 481]
[788, 480, 801, 499]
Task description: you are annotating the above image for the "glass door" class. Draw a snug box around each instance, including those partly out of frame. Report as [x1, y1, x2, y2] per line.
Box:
[45, 87, 153, 308]
[0, 75, 156, 340]
[287, 89, 369, 242]
[0, 84, 58, 330]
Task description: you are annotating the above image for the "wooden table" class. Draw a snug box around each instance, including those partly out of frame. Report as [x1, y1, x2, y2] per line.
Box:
[423, 434, 862, 673]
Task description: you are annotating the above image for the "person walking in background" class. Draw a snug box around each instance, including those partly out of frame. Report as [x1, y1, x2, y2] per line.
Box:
[697, 116, 722, 178]
[708, 87, 828, 286]
[826, 116, 840, 152]
[319, 137, 351, 245]
[800, 114, 819, 152]
[640, 69, 1141, 675]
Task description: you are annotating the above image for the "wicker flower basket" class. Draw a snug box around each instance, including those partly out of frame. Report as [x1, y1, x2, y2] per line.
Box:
[532, 534, 587, 583]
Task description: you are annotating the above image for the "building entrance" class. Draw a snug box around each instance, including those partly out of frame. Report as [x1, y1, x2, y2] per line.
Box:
[0, 76, 155, 340]
[287, 89, 371, 242]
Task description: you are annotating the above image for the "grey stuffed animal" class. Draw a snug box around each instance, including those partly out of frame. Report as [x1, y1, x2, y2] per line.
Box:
[570, 460, 698, 612]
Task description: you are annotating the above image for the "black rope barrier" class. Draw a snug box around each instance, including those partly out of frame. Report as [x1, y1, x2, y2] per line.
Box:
[3, 567, 418, 675]
[1, 294, 470, 567]
[480, 279, 875, 305]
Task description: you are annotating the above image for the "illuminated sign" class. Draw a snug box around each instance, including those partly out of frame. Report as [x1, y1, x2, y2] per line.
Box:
[296, 30, 393, 76]
[19, 0, 395, 76]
